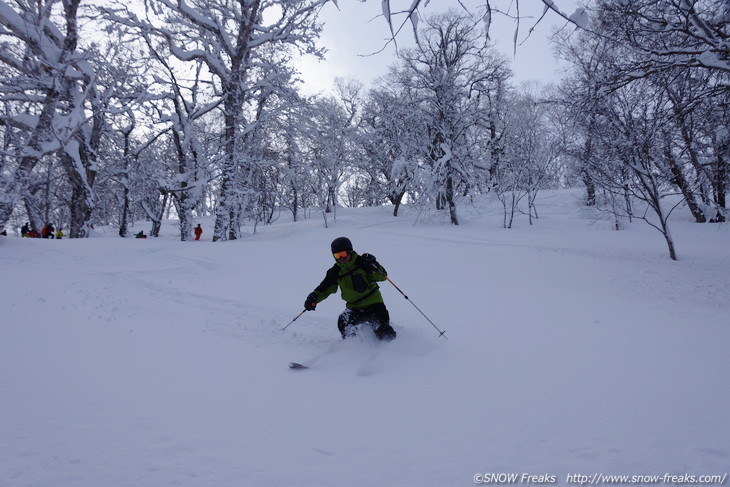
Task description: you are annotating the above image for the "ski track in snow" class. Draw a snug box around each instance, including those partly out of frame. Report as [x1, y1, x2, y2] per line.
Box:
[1, 189, 729, 487]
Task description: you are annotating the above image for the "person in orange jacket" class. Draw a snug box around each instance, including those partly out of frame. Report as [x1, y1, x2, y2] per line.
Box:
[194, 224, 203, 241]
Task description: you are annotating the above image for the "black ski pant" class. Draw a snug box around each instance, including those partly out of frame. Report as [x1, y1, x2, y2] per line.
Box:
[338, 303, 396, 341]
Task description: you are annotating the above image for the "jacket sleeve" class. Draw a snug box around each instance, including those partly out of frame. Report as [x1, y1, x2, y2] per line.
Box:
[312, 265, 340, 302]
[369, 263, 387, 282]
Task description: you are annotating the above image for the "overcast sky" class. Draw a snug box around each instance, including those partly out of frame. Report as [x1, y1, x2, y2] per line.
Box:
[296, 0, 582, 95]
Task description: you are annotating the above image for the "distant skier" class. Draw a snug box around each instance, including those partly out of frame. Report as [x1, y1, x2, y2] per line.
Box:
[194, 224, 203, 241]
[304, 237, 396, 341]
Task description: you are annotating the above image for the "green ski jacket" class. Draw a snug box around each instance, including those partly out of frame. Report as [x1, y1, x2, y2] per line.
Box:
[311, 252, 387, 310]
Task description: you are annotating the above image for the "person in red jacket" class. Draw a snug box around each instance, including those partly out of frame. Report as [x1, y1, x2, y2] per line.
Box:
[41, 223, 55, 238]
[194, 224, 203, 241]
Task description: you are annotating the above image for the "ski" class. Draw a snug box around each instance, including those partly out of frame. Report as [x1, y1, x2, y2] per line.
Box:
[288, 362, 309, 369]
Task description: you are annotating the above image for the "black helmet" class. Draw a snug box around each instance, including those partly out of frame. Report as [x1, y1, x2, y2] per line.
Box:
[331, 237, 353, 254]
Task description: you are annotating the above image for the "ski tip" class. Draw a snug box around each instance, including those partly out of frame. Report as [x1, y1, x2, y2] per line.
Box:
[289, 362, 308, 369]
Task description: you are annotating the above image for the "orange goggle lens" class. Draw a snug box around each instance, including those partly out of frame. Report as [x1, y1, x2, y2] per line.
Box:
[333, 250, 350, 260]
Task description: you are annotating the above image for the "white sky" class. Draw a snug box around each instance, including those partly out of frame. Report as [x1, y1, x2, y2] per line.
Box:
[296, 0, 582, 95]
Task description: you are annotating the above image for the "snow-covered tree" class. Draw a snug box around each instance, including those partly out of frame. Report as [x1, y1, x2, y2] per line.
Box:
[572, 0, 729, 222]
[0, 0, 91, 236]
[554, 0, 729, 259]
[360, 70, 428, 216]
[268, 103, 315, 222]
[106, 0, 327, 241]
[302, 84, 361, 219]
[591, 0, 730, 84]
[0, 0, 160, 237]
[496, 83, 558, 228]
[397, 9, 510, 225]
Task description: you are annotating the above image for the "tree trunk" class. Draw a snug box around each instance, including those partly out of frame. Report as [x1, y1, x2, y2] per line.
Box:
[150, 191, 169, 238]
[118, 131, 133, 238]
[61, 139, 98, 239]
[710, 141, 727, 222]
[660, 220, 678, 261]
[213, 101, 242, 241]
[664, 133, 706, 223]
[391, 190, 405, 217]
[119, 184, 130, 238]
[446, 173, 458, 225]
[582, 169, 596, 207]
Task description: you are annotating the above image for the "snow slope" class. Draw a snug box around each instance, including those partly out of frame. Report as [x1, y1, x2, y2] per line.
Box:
[2, 190, 729, 487]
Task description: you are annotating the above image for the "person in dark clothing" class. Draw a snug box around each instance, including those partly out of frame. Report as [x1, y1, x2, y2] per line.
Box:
[304, 237, 396, 341]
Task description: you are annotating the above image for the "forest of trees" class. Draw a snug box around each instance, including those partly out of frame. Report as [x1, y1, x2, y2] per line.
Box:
[1, 0, 727, 259]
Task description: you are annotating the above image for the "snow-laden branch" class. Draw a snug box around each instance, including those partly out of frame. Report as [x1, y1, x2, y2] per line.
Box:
[0, 0, 63, 63]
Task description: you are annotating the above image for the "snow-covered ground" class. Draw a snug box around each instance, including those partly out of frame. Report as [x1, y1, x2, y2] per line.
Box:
[2, 190, 729, 487]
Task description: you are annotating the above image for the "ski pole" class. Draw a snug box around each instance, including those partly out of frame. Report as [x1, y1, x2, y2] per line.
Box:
[383, 275, 447, 340]
[282, 310, 307, 331]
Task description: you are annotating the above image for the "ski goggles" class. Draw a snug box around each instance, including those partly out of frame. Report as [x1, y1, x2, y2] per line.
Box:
[333, 250, 350, 260]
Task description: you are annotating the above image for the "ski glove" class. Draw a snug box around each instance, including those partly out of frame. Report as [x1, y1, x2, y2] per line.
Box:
[360, 253, 379, 269]
[304, 293, 318, 311]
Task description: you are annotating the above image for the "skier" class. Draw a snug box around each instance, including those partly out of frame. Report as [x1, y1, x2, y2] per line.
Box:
[304, 237, 396, 341]
[194, 224, 203, 241]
